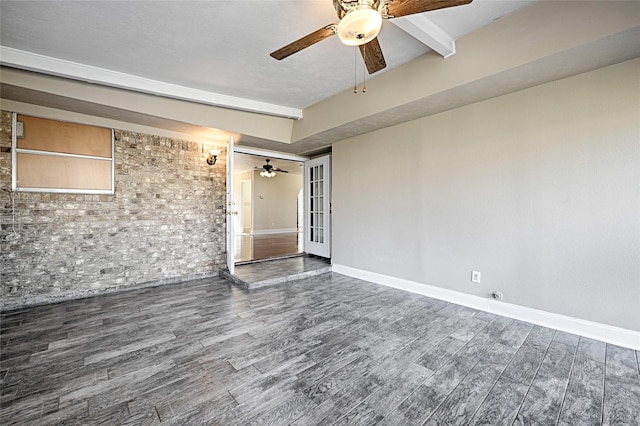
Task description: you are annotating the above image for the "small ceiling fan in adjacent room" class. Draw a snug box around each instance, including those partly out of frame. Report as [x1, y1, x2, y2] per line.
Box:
[256, 159, 288, 178]
[270, 0, 472, 74]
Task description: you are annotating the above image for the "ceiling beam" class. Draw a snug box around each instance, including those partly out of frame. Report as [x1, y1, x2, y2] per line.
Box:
[235, 146, 309, 162]
[390, 15, 456, 58]
[0, 47, 303, 120]
[0, 67, 296, 145]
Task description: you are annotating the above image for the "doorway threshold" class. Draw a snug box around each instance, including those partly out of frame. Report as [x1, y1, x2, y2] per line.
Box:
[235, 252, 305, 266]
[221, 255, 331, 290]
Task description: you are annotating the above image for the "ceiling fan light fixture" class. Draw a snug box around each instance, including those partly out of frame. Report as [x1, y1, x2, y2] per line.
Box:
[337, 6, 382, 46]
[260, 170, 276, 178]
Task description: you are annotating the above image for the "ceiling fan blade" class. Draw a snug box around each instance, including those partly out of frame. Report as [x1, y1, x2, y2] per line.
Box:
[270, 24, 338, 60]
[274, 169, 289, 173]
[359, 37, 386, 74]
[386, 0, 472, 18]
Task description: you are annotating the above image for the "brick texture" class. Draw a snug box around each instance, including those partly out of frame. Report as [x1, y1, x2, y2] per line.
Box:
[0, 111, 227, 308]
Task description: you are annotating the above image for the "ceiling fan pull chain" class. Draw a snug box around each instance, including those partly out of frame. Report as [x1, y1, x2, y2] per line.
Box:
[363, 44, 367, 93]
[353, 39, 358, 93]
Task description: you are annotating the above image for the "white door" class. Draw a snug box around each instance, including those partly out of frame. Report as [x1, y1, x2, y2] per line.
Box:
[304, 155, 331, 258]
[226, 137, 237, 274]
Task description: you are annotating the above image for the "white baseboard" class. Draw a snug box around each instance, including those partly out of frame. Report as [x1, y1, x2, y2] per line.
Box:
[332, 263, 640, 351]
[251, 228, 299, 235]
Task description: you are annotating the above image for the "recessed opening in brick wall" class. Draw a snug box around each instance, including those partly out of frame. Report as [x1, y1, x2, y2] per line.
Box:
[13, 114, 114, 194]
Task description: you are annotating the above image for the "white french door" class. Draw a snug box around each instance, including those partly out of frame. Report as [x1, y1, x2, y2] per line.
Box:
[225, 137, 236, 274]
[304, 155, 331, 258]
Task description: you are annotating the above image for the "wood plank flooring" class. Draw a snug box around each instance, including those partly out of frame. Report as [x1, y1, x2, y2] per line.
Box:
[1, 273, 639, 425]
[234, 232, 303, 262]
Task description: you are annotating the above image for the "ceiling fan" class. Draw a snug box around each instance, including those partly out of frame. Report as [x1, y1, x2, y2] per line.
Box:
[270, 0, 473, 75]
[256, 159, 288, 177]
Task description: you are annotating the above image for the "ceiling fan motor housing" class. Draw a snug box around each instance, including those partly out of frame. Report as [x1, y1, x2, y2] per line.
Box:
[334, 0, 385, 19]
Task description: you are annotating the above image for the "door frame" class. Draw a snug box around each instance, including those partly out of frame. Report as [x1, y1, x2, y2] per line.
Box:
[226, 137, 236, 274]
[228, 146, 309, 265]
[234, 146, 309, 163]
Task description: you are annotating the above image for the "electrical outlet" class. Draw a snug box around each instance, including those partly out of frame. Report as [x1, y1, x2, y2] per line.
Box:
[471, 271, 481, 283]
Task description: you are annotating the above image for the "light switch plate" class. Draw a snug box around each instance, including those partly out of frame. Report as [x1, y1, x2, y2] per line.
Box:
[16, 121, 24, 139]
[471, 271, 481, 283]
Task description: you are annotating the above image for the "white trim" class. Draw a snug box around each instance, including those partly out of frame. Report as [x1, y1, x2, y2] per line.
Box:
[15, 148, 112, 161]
[0, 47, 303, 120]
[234, 146, 309, 162]
[226, 137, 236, 275]
[332, 263, 640, 351]
[111, 129, 115, 194]
[15, 187, 114, 195]
[11, 113, 17, 191]
[251, 228, 299, 235]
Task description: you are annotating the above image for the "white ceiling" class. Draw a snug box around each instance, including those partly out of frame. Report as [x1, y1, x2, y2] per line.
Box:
[1, 1, 638, 156]
[0, 0, 534, 111]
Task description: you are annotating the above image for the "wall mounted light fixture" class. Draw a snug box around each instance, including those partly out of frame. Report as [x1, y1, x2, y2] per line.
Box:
[206, 149, 221, 166]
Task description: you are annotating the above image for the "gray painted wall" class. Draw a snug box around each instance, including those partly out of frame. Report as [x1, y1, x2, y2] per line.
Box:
[332, 59, 640, 332]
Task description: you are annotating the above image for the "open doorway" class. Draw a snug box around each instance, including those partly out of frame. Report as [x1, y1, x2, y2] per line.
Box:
[233, 152, 304, 263]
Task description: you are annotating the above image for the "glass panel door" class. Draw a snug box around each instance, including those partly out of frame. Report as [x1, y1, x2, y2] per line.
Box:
[304, 155, 330, 258]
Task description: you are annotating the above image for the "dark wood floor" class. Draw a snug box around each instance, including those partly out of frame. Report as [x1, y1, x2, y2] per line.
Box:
[234, 232, 303, 262]
[1, 273, 639, 425]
